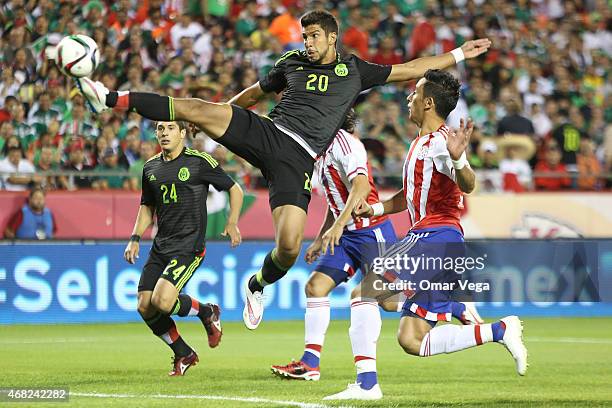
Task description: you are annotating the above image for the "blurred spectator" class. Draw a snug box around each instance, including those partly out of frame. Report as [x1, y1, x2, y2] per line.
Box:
[530, 103, 553, 140]
[122, 124, 142, 167]
[576, 139, 602, 191]
[342, 7, 369, 59]
[27, 92, 62, 136]
[170, 13, 204, 50]
[498, 135, 535, 192]
[4, 187, 56, 240]
[93, 147, 129, 190]
[58, 142, 94, 191]
[550, 110, 586, 170]
[497, 99, 535, 137]
[10, 103, 36, 152]
[35, 146, 59, 190]
[0, 145, 36, 191]
[534, 141, 571, 191]
[371, 36, 403, 66]
[475, 139, 503, 193]
[129, 140, 157, 190]
[268, 1, 303, 50]
[0, 67, 20, 105]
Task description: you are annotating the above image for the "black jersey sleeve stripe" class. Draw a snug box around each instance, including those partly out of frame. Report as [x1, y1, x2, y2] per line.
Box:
[275, 50, 301, 66]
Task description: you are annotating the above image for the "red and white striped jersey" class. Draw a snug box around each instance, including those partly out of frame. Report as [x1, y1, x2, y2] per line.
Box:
[317, 129, 387, 231]
[402, 124, 464, 233]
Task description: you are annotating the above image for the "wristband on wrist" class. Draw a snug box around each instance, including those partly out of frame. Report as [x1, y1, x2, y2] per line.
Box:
[452, 152, 468, 170]
[451, 47, 465, 63]
[371, 202, 384, 217]
[129, 234, 141, 242]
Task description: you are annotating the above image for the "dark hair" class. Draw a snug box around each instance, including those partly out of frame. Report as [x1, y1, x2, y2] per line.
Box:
[341, 108, 357, 133]
[300, 10, 339, 38]
[423, 69, 461, 118]
[29, 186, 45, 199]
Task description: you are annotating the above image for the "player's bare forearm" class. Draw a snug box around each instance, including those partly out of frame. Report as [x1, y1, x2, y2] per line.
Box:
[382, 189, 408, 215]
[456, 166, 476, 194]
[317, 209, 335, 241]
[132, 205, 154, 237]
[387, 38, 491, 83]
[334, 175, 370, 228]
[226, 183, 244, 225]
[228, 82, 265, 108]
[387, 53, 456, 83]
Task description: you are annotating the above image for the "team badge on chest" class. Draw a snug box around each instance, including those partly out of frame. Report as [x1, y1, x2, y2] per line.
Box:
[178, 167, 190, 181]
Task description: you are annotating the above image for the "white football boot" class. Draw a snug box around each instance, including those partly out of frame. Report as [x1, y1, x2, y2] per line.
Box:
[75, 77, 109, 114]
[323, 383, 383, 401]
[500, 315, 528, 375]
[243, 278, 264, 330]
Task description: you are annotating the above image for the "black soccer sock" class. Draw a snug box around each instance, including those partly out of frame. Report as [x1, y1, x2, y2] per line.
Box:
[143, 312, 192, 357]
[105, 91, 175, 121]
[248, 249, 290, 293]
[171, 294, 213, 320]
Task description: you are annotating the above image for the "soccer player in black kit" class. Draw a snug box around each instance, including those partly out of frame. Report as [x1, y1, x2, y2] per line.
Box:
[124, 120, 243, 376]
[76, 10, 491, 330]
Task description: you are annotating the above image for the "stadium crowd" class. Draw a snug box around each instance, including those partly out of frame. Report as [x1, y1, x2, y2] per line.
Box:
[0, 0, 610, 193]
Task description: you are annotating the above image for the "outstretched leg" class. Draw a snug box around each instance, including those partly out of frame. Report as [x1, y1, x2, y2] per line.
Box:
[77, 78, 232, 138]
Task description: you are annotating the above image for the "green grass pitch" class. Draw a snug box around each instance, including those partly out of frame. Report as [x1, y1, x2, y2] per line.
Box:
[1, 318, 612, 407]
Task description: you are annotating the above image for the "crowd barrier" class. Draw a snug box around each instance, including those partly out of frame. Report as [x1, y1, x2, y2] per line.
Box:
[1, 241, 611, 324]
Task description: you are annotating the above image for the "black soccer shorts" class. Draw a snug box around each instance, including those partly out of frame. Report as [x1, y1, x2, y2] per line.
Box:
[217, 105, 315, 212]
[138, 248, 205, 292]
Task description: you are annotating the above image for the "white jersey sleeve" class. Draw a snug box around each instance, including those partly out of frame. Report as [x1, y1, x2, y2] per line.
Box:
[429, 133, 456, 181]
[336, 130, 368, 182]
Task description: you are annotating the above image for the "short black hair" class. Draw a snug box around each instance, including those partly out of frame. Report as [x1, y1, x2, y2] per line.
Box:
[423, 69, 461, 119]
[341, 108, 357, 133]
[300, 10, 339, 38]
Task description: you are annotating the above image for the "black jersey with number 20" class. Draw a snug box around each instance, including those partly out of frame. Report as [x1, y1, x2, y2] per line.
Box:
[141, 147, 235, 255]
[259, 51, 391, 156]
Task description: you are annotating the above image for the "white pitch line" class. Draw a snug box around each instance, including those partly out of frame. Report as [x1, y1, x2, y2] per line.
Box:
[526, 337, 612, 344]
[71, 392, 355, 408]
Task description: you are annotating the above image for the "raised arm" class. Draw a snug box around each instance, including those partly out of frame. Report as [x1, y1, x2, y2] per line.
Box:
[386, 39, 492, 83]
[447, 118, 476, 193]
[228, 82, 266, 108]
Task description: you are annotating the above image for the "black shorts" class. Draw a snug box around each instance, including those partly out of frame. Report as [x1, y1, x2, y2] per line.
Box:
[138, 248, 205, 292]
[217, 105, 315, 212]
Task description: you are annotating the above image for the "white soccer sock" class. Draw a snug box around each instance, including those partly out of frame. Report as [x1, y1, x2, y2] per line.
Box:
[304, 297, 330, 356]
[419, 324, 494, 356]
[349, 297, 381, 373]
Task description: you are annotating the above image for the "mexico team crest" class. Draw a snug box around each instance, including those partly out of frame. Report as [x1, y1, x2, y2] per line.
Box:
[178, 167, 190, 181]
[335, 63, 348, 77]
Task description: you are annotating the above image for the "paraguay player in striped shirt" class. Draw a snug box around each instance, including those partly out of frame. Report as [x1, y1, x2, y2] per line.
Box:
[324, 70, 527, 401]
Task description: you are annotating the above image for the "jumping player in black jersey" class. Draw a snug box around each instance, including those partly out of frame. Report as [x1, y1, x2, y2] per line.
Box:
[76, 10, 490, 330]
[125, 120, 243, 376]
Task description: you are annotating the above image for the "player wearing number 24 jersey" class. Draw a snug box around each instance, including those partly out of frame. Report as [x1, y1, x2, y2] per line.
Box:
[124, 121, 243, 377]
